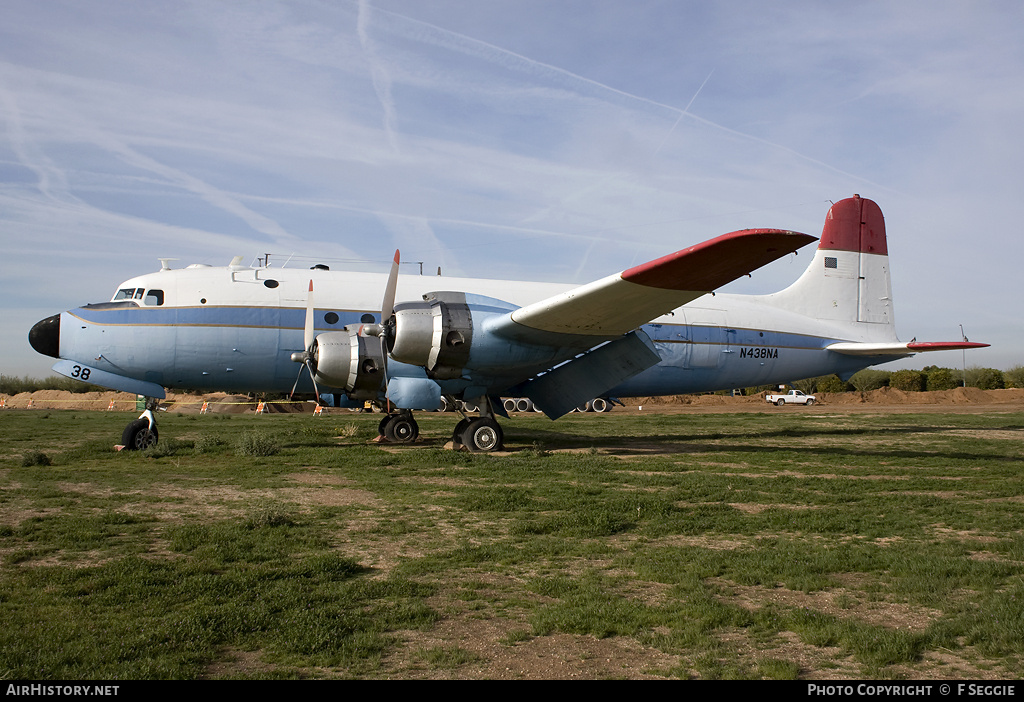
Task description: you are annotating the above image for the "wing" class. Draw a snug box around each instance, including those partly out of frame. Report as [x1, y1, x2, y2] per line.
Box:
[494, 228, 816, 340]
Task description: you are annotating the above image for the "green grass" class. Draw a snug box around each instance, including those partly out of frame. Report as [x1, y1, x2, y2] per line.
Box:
[1, 408, 1022, 678]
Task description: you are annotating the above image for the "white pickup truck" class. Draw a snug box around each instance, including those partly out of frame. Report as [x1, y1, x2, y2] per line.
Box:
[765, 390, 816, 406]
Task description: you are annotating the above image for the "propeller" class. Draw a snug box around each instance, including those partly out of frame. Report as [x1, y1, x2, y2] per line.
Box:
[289, 251, 400, 405]
[367, 250, 400, 407]
[289, 280, 321, 400]
[360, 249, 400, 341]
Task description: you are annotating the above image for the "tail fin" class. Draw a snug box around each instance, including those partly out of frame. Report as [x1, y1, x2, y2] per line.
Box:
[766, 195, 897, 341]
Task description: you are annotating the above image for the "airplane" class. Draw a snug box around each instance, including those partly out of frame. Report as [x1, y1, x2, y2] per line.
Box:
[28, 195, 987, 452]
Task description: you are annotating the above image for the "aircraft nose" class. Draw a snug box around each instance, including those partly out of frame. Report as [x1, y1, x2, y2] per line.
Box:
[29, 314, 60, 358]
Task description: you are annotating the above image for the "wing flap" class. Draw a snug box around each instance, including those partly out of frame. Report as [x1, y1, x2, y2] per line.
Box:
[504, 228, 815, 338]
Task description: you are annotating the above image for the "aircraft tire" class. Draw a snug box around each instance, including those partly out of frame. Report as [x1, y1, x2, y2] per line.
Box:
[121, 419, 158, 450]
[462, 417, 503, 453]
[384, 415, 418, 443]
[452, 418, 471, 446]
[591, 398, 610, 413]
[378, 415, 392, 436]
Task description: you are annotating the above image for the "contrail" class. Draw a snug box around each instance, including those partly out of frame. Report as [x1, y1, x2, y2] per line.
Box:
[367, 5, 881, 185]
[358, 0, 400, 154]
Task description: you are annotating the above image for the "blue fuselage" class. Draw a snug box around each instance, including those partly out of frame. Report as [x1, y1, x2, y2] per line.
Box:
[51, 299, 880, 400]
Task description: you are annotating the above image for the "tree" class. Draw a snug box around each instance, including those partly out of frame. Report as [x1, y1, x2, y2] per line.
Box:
[889, 369, 926, 392]
[849, 369, 890, 392]
[816, 374, 850, 393]
[792, 377, 817, 394]
[926, 367, 959, 391]
[966, 367, 1005, 390]
[1004, 365, 1024, 389]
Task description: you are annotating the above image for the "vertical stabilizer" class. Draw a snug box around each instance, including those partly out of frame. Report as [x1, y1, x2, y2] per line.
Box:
[764, 195, 897, 340]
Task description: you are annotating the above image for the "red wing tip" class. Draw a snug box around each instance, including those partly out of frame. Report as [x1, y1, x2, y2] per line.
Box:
[907, 342, 990, 351]
[621, 229, 816, 291]
[308, 280, 313, 291]
[393, 250, 401, 264]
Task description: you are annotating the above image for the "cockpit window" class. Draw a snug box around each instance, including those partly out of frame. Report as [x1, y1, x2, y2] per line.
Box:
[114, 287, 164, 306]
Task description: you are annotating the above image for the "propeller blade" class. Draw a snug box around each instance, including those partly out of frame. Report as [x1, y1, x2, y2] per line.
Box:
[381, 250, 400, 325]
[289, 363, 305, 400]
[303, 279, 315, 351]
[290, 279, 320, 401]
[305, 358, 321, 400]
[377, 250, 399, 413]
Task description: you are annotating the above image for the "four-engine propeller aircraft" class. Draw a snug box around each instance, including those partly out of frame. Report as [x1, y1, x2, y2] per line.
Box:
[29, 195, 987, 451]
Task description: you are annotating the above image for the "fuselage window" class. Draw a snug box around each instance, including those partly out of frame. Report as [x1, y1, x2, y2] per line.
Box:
[145, 289, 164, 306]
[114, 288, 137, 301]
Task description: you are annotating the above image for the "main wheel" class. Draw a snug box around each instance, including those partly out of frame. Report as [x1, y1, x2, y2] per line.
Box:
[452, 418, 471, 445]
[461, 417, 503, 453]
[121, 419, 158, 450]
[384, 414, 419, 443]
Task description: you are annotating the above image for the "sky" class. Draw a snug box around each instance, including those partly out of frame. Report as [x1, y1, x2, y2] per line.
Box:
[2, 0, 1021, 378]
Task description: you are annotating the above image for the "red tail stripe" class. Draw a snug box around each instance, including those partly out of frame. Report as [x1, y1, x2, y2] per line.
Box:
[819, 195, 888, 255]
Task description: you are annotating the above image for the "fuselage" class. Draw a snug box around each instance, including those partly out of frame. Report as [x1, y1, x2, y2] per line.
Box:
[36, 259, 892, 400]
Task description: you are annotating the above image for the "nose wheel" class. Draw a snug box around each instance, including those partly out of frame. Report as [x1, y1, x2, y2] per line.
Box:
[119, 404, 160, 451]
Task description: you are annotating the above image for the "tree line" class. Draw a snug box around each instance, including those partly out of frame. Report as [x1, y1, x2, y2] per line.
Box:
[758, 365, 1023, 396]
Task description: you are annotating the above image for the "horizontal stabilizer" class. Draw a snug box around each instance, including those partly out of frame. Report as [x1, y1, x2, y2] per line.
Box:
[827, 341, 990, 357]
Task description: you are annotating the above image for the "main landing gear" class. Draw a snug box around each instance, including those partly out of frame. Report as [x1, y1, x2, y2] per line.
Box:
[119, 398, 160, 450]
[378, 412, 420, 443]
[452, 416, 503, 452]
[451, 396, 504, 452]
[376, 398, 504, 452]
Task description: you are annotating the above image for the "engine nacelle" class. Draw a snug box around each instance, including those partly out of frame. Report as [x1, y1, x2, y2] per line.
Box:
[311, 329, 386, 400]
[387, 292, 472, 380]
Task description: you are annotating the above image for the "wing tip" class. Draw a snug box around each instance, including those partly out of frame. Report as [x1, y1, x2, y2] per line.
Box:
[906, 341, 990, 351]
[621, 228, 816, 291]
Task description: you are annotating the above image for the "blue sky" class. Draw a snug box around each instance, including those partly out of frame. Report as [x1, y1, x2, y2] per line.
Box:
[3, 0, 1020, 377]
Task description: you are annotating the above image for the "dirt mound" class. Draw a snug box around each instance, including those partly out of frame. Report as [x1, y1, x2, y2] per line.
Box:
[3, 387, 1022, 413]
[0, 391, 316, 413]
[623, 387, 1024, 409]
[2, 390, 139, 411]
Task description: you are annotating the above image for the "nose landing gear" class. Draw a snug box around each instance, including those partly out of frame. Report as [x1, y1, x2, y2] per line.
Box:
[118, 399, 160, 451]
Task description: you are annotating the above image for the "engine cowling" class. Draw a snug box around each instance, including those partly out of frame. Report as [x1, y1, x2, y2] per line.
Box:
[386, 292, 472, 380]
[310, 329, 386, 400]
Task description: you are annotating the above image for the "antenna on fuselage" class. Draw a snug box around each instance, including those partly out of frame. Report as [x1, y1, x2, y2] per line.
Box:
[158, 258, 178, 271]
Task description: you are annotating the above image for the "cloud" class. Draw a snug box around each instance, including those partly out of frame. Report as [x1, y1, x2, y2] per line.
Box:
[2, 0, 1021, 375]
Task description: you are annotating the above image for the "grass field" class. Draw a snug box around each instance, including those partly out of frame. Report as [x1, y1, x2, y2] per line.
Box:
[1, 407, 1022, 679]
